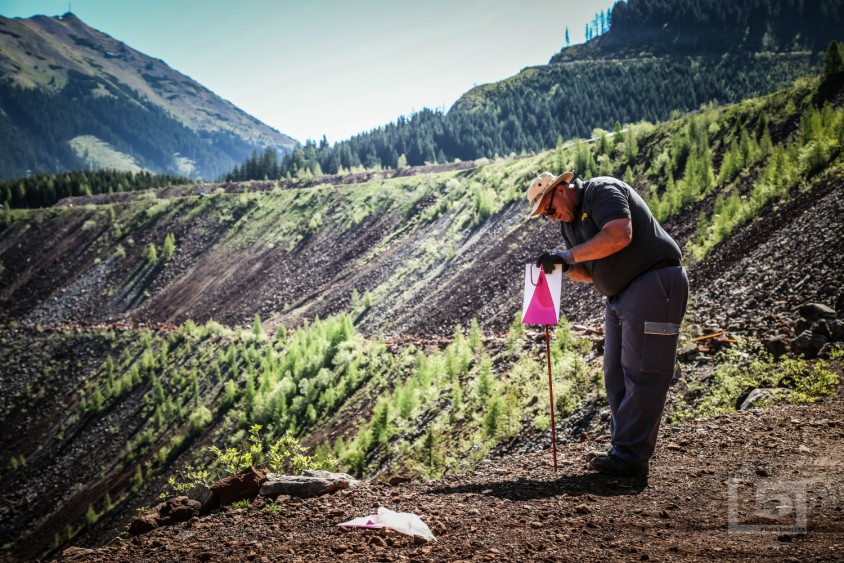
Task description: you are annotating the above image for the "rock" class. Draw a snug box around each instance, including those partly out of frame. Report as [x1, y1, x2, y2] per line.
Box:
[62, 546, 94, 558]
[830, 319, 844, 341]
[211, 467, 267, 506]
[791, 330, 828, 359]
[797, 303, 835, 322]
[677, 343, 698, 361]
[368, 535, 387, 547]
[819, 342, 842, 359]
[574, 504, 590, 514]
[389, 476, 412, 486]
[795, 318, 812, 334]
[812, 319, 833, 338]
[762, 335, 789, 359]
[129, 496, 201, 536]
[302, 469, 360, 486]
[189, 483, 218, 514]
[259, 471, 359, 498]
[737, 388, 788, 411]
[128, 511, 160, 536]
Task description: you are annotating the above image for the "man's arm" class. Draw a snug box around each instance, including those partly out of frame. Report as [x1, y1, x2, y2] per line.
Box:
[562, 218, 631, 283]
[565, 264, 592, 282]
[570, 218, 632, 262]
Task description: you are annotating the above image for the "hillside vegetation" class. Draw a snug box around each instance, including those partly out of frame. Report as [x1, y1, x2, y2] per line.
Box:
[1, 70, 843, 559]
[225, 0, 844, 180]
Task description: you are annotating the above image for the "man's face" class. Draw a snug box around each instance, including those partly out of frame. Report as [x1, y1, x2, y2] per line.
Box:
[541, 187, 574, 222]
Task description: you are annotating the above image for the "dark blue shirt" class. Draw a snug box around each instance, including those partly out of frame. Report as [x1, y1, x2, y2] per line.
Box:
[561, 177, 681, 297]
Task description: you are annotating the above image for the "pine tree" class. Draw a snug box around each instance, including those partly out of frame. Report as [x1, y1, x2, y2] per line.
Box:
[469, 318, 483, 351]
[824, 40, 844, 76]
[476, 356, 494, 398]
[421, 427, 443, 470]
[143, 243, 158, 264]
[370, 400, 390, 444]
[161, 233, 175, 261]
[484, 397, 502, 438]
[253, 313, 265, 340]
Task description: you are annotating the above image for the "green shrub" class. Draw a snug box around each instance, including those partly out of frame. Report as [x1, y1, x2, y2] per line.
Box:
[187, 406, 212, 437]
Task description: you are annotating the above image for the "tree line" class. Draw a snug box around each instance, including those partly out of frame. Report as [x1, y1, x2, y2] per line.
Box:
[0, 169, 189, 209]
[577, 0, 844, 57]
[223, 53, 818, 181]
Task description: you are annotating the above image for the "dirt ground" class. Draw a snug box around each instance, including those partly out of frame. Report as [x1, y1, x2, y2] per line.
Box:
[62, 386, 844, 562]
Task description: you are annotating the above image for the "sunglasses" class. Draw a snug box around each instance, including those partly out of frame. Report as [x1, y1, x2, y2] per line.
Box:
[541, 187, 558, 217]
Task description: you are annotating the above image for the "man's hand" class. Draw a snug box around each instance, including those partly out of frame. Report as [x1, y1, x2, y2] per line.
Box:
[535, 251, 575, 274]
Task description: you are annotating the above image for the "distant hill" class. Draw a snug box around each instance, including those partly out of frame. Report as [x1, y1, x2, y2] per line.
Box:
[247, 0, 844, 180]
[0, 13, 297, 180]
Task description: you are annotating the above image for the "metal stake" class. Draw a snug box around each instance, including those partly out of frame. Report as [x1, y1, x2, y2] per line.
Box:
[545, 324, 558, 472]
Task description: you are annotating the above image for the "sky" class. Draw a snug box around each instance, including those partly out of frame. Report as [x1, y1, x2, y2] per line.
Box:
[1, 0, 618, 145]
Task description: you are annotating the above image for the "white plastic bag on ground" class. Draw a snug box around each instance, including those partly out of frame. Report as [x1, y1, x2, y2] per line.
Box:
[337, 507, 436, 541]
[376, 506, 436, 541]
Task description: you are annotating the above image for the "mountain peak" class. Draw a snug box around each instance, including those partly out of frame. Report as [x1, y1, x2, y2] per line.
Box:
[0, 12, 296, 179]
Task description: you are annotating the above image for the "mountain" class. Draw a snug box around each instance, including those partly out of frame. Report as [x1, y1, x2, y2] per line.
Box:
[1, 66, 843, 558]
[0, 13, 297, 180]
[245, 0, 844, 179]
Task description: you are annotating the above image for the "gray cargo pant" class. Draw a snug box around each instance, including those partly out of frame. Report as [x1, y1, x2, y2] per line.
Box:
[604, 266, 689, 470]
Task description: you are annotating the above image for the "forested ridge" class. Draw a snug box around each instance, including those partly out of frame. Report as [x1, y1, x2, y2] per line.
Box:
[224, 0, 844, 182]
[585, 0, 844, 56]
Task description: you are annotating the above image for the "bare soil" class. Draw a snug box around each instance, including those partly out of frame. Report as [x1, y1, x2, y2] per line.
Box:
[63, 387, 844, 562]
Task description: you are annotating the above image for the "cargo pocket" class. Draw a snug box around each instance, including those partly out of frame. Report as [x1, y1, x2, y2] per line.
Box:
[640, 321, 681, 374]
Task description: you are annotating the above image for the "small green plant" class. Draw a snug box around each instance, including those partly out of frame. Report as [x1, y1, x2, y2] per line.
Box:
[232, 499, 250, 509]
[266, 432, 323, 474]
[207, 424, 326, 476]
[159, 465, 211, 500]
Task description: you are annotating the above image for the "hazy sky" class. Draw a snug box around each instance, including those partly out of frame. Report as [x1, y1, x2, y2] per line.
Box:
[2, 0, 618, 145]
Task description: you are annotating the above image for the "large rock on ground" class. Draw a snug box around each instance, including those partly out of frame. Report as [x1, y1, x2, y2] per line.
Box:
[259, 470, 359, 498]
[737, 388, 789, 411]
[210, 466, 267, 506]
[188, 483, 218, 514]
[128, 496, 201, 536]
[791, 330, 828, 358]
[797, 303, 836, 322]
[762, 335, 790, 359]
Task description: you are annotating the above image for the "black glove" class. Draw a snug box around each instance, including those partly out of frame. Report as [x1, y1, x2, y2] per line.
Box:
[535, 251, 575, 274]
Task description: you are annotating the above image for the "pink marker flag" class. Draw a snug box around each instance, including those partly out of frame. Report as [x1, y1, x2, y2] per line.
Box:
[521, 263, 563, 471]
[522, 264, 562, 325]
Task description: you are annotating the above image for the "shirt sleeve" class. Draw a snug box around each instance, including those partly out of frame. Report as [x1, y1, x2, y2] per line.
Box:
[588, 183, 631, 230]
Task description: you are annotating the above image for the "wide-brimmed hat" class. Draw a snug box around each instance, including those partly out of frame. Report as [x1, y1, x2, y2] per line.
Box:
[526, 171, 574, 216]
